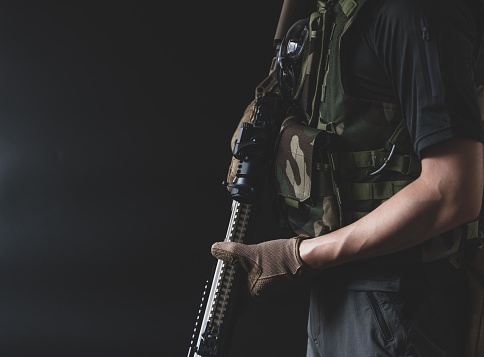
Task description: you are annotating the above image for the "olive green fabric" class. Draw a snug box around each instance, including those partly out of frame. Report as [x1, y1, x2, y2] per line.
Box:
[273, 0, 479, 263]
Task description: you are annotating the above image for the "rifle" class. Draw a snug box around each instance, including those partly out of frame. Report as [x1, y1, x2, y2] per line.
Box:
[187, 1, 312, 356]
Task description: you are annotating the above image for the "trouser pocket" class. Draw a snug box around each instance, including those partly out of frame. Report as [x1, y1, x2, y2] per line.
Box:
[307, 275, 412, 357]
[366, 291, 394, 342]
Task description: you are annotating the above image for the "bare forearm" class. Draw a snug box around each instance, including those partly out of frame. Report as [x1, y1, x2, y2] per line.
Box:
[299, 139, 483, 270]
[300, 181, 456, 269]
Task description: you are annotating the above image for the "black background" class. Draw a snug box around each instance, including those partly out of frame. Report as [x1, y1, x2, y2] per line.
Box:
[0, 1, 310, 356]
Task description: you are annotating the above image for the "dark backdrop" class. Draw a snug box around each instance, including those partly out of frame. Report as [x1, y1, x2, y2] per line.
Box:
[0, 1, 310, 356]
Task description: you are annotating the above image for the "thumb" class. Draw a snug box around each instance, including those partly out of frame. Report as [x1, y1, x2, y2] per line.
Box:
[211, 241, 241, 264]
[211, 241, 262, 292]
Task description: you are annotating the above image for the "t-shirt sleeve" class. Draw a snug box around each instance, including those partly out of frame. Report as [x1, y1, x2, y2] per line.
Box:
[372, 0, 484, 158]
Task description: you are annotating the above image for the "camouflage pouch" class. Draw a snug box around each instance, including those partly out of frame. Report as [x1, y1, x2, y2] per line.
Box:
[274, 113, 341, 237]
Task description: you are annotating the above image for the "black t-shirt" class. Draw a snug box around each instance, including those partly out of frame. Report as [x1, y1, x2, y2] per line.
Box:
[344, 0, 484, 158]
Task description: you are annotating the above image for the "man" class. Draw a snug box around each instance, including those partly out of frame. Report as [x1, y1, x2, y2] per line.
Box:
[212, 0, 484, 355]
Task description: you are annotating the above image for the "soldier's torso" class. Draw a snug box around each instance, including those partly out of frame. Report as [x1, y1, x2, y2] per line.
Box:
[273, 0, 478, 262]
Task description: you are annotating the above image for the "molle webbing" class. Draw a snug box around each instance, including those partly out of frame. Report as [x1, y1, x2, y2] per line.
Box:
[274, 0, 480, 260]
[297, 6, 333, 126]
[296, 0, 365, 126]
[335, 150, 421, 175]
[337, 180, 411, 200]
[317, 0, 367, 129]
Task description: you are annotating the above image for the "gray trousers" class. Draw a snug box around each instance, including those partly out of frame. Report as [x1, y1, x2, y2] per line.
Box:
[305, 261, 467, 357]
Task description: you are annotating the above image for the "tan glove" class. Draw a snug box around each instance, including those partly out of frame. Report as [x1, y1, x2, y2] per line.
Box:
[211, 237, 315, 298]
[226, 100, 255, 191]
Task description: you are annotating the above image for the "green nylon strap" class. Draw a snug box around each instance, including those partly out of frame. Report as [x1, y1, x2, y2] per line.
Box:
[465, 220, 479, 240]
[314, 171, 336, 196]
[284, 197, 300, 208]
[338, 180, 412, 200]
[336, 150, 421, 175]
[295, 11, 323, 102]
[312, 11, 332, 125]
[317, 0, 331, 11]
[339, 0, 357, 16]
[315, 162, 332, 171]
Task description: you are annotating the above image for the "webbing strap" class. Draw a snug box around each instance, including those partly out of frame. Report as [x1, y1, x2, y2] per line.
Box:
[297, 10, 323, 99]
[465, 220, 480, 240]
[338, 0, 357, 16]
[310, 8, 334, 126]
[284, 197, 300, 208]
[338, 180, 411, 200]
[336, 150, 421, 175]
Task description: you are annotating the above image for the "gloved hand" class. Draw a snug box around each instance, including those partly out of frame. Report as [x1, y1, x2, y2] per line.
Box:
[211, 237, 316, 298]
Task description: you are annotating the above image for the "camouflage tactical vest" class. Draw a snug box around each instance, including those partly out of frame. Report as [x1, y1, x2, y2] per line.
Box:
[274, 0, 480, 263]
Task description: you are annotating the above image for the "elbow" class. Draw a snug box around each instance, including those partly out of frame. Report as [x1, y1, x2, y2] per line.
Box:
[429, 177, 482, 228]
[451, 191, 482, 226]
[419, 137, 484, 226]
[456, 205, 481, 226]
